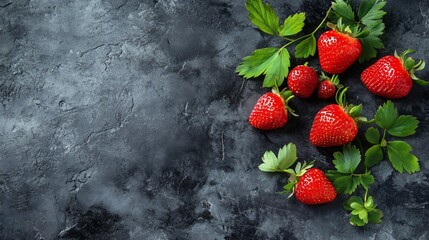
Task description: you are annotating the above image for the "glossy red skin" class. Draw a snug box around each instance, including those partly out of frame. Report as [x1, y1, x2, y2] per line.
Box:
[361, 56, 412, 98]
[249, 92, 288, 130]
[317, 80, 336, 99]
[295, 168, 337, 205]
[309, 104, 358, 147]
[318, 30, 362, 74]
[287, 65, 319, 98]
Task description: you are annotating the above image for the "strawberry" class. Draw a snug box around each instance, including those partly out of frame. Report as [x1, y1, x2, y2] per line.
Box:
[318, 30, 362, 74]
[309, 88, 366, 147]
[361, 49, 427, 98]
[287, 65, 319, 98]
[317, 74, 341, 100]
[294, 168, 337, 205]
[249, 89, 296, 130]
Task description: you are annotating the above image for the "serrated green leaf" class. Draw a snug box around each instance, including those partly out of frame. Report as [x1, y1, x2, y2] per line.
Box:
[359, 0, 386, 27]
[387, 115, 419, 137]
[332, 145, 361, 174]
[365, 127, 380, 144]
[236, 47, 279, 79]
[358, 0, 377, 19]
[360, 172, 375, 190]
[387, 141, 420, 174]
[358, 33, 384, 62]
[365, 145, 383, 168]
[258, 150, 279, 172]
[332, 0, 356, 24]
[375, 101, 398, 130]
[277, 143, 298, 170]
[368, 209, 383, 224]
[328, 173, 360, 194]
[263, 48, 291, 87]
[279, 12, 305, 37]
[295, 35, 317, 58]
[246, 0, 279, 35]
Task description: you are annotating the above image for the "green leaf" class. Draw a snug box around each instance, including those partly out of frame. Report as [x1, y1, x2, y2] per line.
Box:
[358, 209, 368, 221]
[367, 209, 383, 224]
[262, 48, 291, 87]
[332, 145, 361, 174]
[279, 13, 305, 36]
[359, 172, 375, 190]
[350, 214, 366, 226]
[332, 0, 356, 25]
[295, 35, 317, 58]
[258, 151, 279, 172]
[236, 47, 279, 79]
[375, 100, 398, 130]
[277, 143, 298, 170]
[387, 115, 419, 137]
[358, 34, 384, 62]
[365, 127, 380, 144]
[365, 145, 383, 168]
[246, 0, 279, 35]
[327, 172, 360, 194]
[359, 0, 386, 27]
[236, 47, 290, 88]
[344, 196, 363, 211]
[387, 141, 420, 174]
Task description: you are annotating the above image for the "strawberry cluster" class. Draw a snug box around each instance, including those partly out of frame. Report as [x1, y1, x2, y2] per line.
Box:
[237, 0, 427, 227]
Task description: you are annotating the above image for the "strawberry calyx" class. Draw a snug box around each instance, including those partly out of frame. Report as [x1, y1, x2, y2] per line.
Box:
[319, 72, 342, 88]
[335, 87, 370, 123]
[394, 49, 428, 86]
[273, 88, 298, 117]
[282, 160, 315, 198]
[326, 18, 368, 39]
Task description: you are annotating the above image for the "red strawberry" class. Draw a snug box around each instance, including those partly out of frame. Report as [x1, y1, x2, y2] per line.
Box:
[249, 89, 295, 130]
[309, 88, 364, 147]
[317, 74, 341, 100]
[361, 49, 427, 98]
[287, 65, 319, 98]
[294, 168, 337, 205]
[318, 30, 362, 74]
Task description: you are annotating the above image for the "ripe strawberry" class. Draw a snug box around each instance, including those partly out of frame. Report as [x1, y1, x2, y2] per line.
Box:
[317, 74, 341, 100]
[249, 89, 295, 130]
[287, 65, 319, 98]
[309, 88, 364, 147]
[294, 168, 337, 205]
[361, 49, 427, 98]
[318, 30, 362, 74]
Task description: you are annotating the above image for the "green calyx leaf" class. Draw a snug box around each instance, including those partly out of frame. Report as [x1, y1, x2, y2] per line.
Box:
[349, 104, 363, 118]
[374, 100, 398, 130]
[345, 195, 383, 226]
[394, 49, 428, 84]
[246, 0, 279, 35]
[335, 87, 348, 107]
[236, 47, 291, 88]
[279, 12, 306, 37]
[295, 35, 317, 59]
[387, 141, 420, 174]
[258, 143, 298, 172]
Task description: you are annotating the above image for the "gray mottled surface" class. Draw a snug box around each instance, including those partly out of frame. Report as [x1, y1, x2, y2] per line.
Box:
[1, 0, 429, 239]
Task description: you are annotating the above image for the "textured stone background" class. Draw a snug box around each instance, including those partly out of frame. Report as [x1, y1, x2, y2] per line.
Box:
[1, 0, 429, 239]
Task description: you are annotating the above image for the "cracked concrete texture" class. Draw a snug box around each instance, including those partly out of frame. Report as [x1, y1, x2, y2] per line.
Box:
[1, 0, 429, 239]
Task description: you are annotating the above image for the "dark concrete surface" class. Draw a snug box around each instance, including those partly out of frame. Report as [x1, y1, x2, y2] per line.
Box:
[1, 0, 429, 239]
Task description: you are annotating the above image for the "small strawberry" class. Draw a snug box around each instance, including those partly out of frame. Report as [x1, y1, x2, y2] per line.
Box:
[310, 88, 366, 147]
[287, 64, 319, 98]
[317, 74, 342, 100]
[318, 24, 362, 74]
[281, 160, 337, 205]
[249, 89, 296, 130]
[361, 49, 428, 98]
[294, 168, 337, 205]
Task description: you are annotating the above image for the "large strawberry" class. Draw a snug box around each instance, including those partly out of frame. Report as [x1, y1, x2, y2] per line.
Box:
[287, 65, 319, 98]
[249, 89, 296, 130]
[310, 88, 366, 147]
[361, 49, 427, 98]
[318, 29, 362, 74]
[317, 74, 342, 100]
